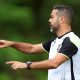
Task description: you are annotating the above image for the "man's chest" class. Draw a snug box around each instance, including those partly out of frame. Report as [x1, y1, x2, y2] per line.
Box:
[49, 39, 63, 59]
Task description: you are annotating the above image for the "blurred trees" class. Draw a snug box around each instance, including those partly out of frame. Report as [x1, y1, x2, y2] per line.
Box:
[0, 0, 80, 80]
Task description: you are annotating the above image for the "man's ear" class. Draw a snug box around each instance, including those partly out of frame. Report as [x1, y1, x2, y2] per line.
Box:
[59, 16, 65, 24]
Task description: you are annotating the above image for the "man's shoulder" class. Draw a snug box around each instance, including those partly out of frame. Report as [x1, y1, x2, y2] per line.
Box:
[65, 32, 80, 47]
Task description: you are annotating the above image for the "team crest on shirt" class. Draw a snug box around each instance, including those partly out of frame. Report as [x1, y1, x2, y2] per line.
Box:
[57, 44, 62, 52]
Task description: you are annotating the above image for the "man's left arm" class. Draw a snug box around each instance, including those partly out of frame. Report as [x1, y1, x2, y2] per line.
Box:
[6, 53, 68, 70]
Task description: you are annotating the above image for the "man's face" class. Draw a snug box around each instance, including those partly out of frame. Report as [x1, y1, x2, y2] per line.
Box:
[49, 9, 60, 33]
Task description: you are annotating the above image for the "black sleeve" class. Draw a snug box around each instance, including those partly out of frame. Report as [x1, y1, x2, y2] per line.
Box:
[42, 39, 54, 52]
[58, 37, 78, 59]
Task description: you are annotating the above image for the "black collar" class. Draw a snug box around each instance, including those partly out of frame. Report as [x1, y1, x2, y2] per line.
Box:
[58, 31, 72, 39]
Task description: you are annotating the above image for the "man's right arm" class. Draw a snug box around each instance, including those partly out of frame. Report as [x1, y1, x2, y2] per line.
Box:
[0, 40, 45, 54]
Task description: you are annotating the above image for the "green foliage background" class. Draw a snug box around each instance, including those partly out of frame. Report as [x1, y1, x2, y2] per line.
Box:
[0, 0, 80, 80]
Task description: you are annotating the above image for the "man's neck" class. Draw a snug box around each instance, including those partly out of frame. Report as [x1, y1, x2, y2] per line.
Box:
[56, 25, 72, 37]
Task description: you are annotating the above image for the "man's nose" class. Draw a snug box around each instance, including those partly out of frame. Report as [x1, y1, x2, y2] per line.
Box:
[48, 19, 51, 23]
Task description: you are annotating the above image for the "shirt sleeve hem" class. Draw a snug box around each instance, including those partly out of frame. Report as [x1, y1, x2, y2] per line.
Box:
[40, 44, 48, 53]
[58, 53, 69, 59]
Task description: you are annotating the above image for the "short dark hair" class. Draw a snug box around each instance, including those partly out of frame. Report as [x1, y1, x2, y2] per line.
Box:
[53, 4, 74, 24]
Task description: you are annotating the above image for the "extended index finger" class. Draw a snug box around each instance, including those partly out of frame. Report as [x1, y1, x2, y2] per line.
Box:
[6, 61, 16, 64]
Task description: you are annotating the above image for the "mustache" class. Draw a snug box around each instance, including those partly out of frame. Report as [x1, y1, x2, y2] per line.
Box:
[49, 22, 52, 26]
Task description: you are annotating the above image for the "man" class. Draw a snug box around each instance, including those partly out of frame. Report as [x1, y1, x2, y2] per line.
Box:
[0, 5, 80, 80]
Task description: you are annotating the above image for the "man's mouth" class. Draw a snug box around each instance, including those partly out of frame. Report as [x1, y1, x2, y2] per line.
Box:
[49, 23, 52, 26]
[49, 24, 52, 27]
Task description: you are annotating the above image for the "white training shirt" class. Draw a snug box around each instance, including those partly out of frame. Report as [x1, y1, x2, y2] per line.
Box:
[42, 31, 80, 80]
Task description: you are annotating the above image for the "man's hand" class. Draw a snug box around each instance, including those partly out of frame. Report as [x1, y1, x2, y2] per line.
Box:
[0, 40, 14, 48]
[6, 61, 27, 70]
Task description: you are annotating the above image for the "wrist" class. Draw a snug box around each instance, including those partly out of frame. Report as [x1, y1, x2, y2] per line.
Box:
[10, 41, 16, 47]
[9, 41, 14, 46]
[26, 61, 32, 70]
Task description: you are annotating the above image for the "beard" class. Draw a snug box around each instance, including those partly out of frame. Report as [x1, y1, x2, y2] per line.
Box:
[50, 25, 59, 33]
[49, 21, 60, 33]
[50, 26, 54, 33]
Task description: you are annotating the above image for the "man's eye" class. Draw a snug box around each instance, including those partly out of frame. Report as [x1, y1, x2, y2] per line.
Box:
[50, 17, 52, 18]
[51, 16, 54, 18]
